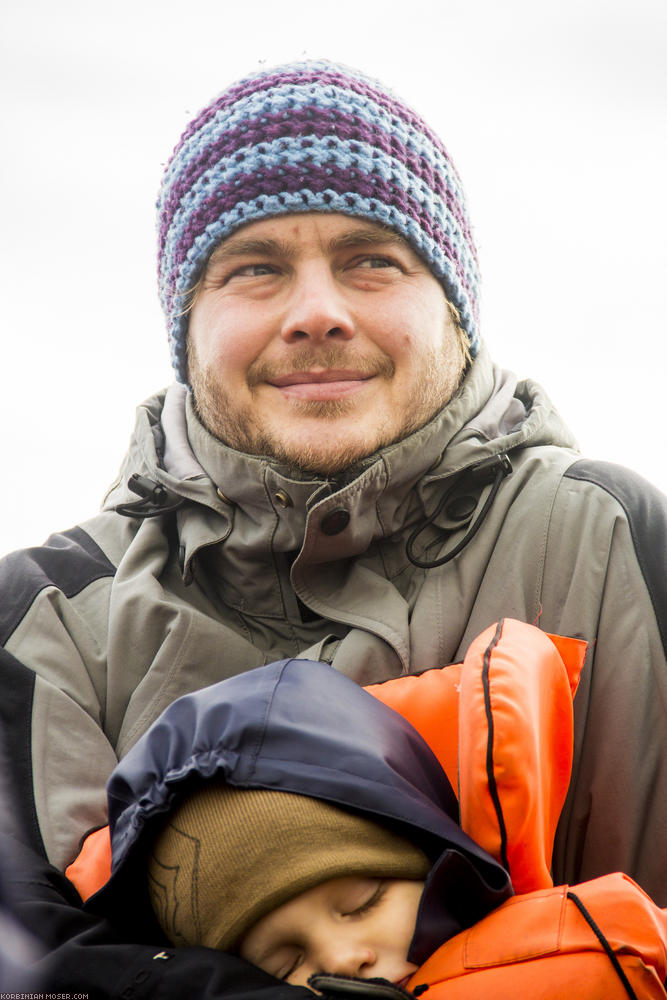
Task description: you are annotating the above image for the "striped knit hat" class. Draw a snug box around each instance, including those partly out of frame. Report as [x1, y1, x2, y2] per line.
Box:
[157, 60, 480, 385]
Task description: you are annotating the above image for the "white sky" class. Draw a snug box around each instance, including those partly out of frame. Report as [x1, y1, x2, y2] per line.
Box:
[2, 0, 666, 556]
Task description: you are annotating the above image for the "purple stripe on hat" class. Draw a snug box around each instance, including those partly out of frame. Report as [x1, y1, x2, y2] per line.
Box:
[176, 67, 374, 148]
[159, 107, 472, 256]
[165, 161, 455, 267]
[175, 66, 457, 181]
[164, 161, 473, 302]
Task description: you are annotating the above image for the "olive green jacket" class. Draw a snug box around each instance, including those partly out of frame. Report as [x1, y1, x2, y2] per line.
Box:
[2, 345, 666, 904]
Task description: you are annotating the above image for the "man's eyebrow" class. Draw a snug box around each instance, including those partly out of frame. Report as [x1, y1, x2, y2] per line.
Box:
[325, 226, 410, 253]
[206, 225, 410, 268]
[207, 237, 294, 266]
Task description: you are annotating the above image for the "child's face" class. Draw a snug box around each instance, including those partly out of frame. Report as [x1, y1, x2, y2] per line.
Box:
[238, 875, 424, 989]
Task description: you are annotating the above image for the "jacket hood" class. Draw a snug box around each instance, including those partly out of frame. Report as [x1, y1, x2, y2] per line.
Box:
[94, 659, 512, 961]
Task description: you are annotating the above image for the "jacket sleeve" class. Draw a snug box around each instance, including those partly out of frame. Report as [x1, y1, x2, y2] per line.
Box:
[545, 460, 667, 904]
[0, 529, 119, 870]
[4, 833, 311, 1000]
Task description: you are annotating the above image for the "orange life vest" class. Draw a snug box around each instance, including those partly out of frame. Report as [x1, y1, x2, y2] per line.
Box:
[366, 618, 587, 894]
[405, 874, 667, 999]
[369, 619, 667, 998]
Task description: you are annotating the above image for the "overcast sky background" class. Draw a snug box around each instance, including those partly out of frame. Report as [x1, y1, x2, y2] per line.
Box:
[2, 0, 666, 556]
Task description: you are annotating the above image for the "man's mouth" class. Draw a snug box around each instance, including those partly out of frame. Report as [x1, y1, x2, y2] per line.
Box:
[266, 368, 375, 400]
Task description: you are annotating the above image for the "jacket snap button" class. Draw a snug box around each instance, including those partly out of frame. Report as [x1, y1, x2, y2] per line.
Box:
[320, 508, 350, 535]
[274, 489, 293, 508]
[446, 495, 477, 520]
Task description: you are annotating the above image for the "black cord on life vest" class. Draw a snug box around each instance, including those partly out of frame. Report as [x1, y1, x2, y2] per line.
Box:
[566, 891, 638, 999]
[482, 621, 510, 872]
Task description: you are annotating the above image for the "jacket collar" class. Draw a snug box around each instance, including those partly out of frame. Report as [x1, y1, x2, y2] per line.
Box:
[172, 368, 468, 596]
[103, 344, 576, 600]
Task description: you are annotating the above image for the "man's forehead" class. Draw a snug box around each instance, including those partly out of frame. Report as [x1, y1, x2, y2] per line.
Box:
[207, 213, 409, 265]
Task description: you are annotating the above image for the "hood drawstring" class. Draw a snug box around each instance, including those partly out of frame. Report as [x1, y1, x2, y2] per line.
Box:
[114, 474, 187, 519]
[406, 454, 513, 570]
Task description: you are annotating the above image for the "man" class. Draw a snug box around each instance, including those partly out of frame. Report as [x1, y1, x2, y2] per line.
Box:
[1, 60, 666, 996]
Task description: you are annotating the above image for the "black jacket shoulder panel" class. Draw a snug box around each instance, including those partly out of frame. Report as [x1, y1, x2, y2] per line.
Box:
[0, 526, 114, 858]
[0, 525, 115, 645]
[564, 459, 667, 657]
[0, 649, 43, 856]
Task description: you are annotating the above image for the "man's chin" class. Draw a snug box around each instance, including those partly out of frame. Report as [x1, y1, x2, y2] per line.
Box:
[192, 387, 384, 476]
[259, 439, 381, 478]
[195, 402, 439, 478]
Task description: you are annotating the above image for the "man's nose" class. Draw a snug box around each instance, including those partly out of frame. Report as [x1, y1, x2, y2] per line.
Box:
[279, 265, 355, 344]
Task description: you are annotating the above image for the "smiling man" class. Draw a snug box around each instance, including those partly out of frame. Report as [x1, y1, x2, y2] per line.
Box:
[2, 60, 667, 998]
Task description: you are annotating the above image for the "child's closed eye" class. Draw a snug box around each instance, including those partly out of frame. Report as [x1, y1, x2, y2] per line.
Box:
[342, 880, 386, 918]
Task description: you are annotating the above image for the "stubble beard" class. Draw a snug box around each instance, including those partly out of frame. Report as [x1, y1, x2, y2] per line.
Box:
[188, 337, 466, 477]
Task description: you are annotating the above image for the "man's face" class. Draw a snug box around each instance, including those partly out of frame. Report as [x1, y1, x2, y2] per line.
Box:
[238, 876, 423, 987]
[187, 213, 466, 476]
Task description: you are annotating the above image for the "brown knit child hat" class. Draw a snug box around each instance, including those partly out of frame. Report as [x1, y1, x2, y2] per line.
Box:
[147, 783, 431, 951]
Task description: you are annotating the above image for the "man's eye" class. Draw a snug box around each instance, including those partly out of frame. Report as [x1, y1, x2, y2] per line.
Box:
[231, 263, 277, 278]
[355, 256, 396, 269]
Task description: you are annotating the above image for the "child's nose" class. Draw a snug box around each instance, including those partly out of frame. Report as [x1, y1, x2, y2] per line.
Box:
[323, 942, 377, 979]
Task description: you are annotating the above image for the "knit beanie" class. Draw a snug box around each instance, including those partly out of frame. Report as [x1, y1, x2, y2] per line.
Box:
[147, 784, 431, 952]
[157, 60, 480, 384]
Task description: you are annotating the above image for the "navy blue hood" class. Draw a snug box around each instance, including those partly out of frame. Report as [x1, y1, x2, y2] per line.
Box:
[93, 659, 512, 962]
